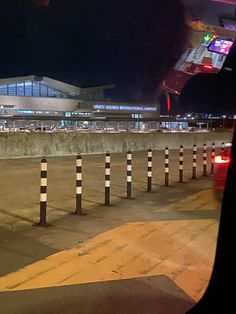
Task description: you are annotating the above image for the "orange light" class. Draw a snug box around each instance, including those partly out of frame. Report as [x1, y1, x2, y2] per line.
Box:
[214, 155, 230, 164]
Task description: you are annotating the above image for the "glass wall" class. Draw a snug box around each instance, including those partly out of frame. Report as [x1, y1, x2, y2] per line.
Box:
[0, 81, 108, 101]
[0, 81, 70, 98]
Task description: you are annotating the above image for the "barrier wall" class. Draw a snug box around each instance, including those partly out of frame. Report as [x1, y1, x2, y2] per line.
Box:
[0, 131, 232, 159]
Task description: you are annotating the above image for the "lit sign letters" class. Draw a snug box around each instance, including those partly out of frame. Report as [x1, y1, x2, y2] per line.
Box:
[93, 104, 157, 112]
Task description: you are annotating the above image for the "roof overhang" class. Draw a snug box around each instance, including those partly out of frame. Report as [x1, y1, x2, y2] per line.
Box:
[0, 75, 115, 97]
[81, 84, 115, 94]
[0, 75, 81, 97]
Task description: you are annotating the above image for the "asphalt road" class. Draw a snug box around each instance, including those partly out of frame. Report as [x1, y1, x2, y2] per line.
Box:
[0, 149, 216, 228]
[0, 149, 221, 313]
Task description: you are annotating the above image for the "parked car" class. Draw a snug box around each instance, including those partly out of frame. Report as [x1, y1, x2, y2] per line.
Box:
[214, 143, 231, 200]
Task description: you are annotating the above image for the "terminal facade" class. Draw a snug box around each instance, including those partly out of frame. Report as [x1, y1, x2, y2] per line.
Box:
[0, 75, 160, 131]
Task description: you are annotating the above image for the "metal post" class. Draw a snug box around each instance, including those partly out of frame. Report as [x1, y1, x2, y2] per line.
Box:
[203, 143, 207, 176]
[39, 157, 47, 226]
[41, 120, 44, 132]
[127, 151, 132, 199]
[192, 144, 197, 179]
[147, 148, 152, 192]
[105, 152, 111, 205]
[211, 142, 215, 174]
[165, 146, 169, 186]
[221, 141, 225, 152]
[75, 154, 83, 215]
[179, 145, 184, 183]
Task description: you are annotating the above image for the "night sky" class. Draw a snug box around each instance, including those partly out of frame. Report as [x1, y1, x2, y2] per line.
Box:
[0, 0, 188, 104]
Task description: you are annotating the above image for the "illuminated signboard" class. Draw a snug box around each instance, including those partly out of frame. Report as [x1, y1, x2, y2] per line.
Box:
[208, 38, 233, 55]
[93, 104, 157, 112]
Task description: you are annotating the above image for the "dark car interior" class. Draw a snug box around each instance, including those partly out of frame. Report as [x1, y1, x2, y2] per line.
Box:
[179, 37, 236, 116]
[184, 39, 236, 314]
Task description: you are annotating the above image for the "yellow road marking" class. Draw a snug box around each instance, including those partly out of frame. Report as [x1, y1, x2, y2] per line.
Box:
[0, 221, 218, 301]
[0, 189, 219, 301]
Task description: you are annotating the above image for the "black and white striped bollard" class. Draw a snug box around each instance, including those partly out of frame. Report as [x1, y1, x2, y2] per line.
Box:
[75, 154, 83, 215]
[105, 152, 111, 205]
[39, 157, 48, 226]
[221, 142, 225, 152]
[211, 142, 215, 174]
[127, 151, 132, 199]
[192, 144, 197, 179]
[147, 148, 152, 192]
[165, 146, 169, 186]
[179, 145, 184, 183]
[203, 143, 207, 176]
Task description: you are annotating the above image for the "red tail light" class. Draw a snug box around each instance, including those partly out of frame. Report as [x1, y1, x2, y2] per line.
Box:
[214, 155, 230, 164]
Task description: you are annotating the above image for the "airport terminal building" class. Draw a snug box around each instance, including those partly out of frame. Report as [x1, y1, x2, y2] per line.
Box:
[0, 76, 160, 131]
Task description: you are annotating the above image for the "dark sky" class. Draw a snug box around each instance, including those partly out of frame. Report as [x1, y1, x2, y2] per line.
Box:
[0, 0, 188, 103]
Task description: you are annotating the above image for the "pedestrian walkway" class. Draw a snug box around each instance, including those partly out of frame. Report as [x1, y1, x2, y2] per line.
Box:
[0, 190, 219, 302]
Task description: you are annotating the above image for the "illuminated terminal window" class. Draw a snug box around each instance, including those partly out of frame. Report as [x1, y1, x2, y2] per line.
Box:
[0, 85, 7, 95]
[0, 81, 70, 98]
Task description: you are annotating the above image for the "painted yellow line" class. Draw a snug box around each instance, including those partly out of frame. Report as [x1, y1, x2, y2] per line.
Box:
[0, 218, 218, 301]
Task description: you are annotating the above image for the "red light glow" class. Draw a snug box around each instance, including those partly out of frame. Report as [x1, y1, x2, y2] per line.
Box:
[204, 65, 213, 69]
[167, 93, 171, 113]
[33, 0, 50, 7]
[214, 155, 230, 164]
[211, 1, 236, 4]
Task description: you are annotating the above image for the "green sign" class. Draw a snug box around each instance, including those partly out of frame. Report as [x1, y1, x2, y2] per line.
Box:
[203, 34, 212, 44]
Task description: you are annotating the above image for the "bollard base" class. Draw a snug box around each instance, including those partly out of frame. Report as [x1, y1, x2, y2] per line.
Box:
[74, 211, 87, 216]
[125, 196, 135, 200]
[161, 184, 172, 188]
[33, 222, 50, 227]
